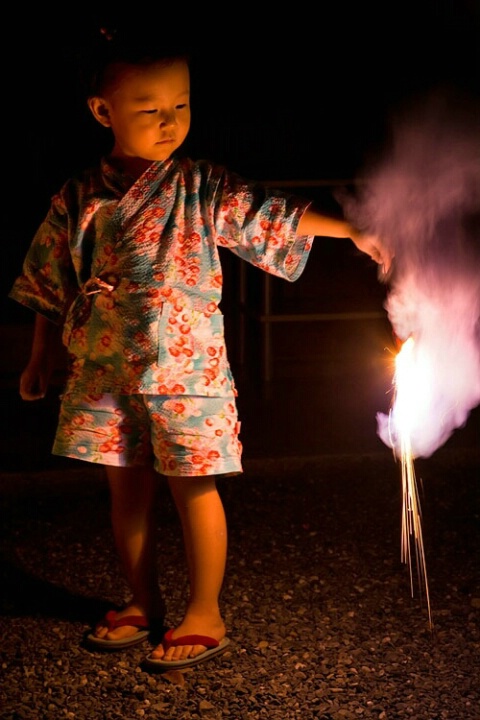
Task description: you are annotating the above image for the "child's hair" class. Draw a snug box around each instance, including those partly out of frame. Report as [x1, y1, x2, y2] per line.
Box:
[77, 24, 191, 99]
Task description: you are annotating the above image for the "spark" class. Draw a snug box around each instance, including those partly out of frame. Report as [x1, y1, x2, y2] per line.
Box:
[388, 337, 433, 629]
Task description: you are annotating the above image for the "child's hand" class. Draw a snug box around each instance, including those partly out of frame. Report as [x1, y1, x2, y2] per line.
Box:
[349, 230, 394, 277]
[19, 360, 51, 400]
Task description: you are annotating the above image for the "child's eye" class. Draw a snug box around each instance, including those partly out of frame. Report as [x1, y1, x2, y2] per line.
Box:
[142, 109, 157, 114]
[176, 104, 188, 110]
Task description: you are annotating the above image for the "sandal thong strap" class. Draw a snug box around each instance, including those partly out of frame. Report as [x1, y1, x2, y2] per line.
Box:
[163, 629, 219, 649]
[105, 609, 149, 631]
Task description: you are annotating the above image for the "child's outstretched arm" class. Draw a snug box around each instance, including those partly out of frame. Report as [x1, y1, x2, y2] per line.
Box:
[297, 207, 393, 274]
[19, 313, 62, 401]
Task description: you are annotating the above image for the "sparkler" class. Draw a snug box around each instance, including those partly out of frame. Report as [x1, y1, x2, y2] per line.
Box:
[387, 336, 432, 629]
[339, 87, 480, 629]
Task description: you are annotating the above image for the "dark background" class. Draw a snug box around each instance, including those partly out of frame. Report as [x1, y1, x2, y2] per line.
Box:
[1, 14, 479, 718]
[4, 2, 480, 326]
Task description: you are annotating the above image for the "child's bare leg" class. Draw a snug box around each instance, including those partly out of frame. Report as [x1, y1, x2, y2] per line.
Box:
[94, 465, 162, 641]
[150, 475, 227, 661]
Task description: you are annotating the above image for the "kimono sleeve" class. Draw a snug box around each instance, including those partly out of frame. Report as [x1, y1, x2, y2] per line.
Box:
[210, 167, 314, 282]
[9, 189, 77, 325]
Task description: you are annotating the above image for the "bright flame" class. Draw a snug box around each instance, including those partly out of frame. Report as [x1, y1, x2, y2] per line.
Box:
[390, 338, 432, 628]
[394, 337, 429, 436]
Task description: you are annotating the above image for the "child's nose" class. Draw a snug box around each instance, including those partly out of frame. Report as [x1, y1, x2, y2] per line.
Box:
[159, 109, 176, 126]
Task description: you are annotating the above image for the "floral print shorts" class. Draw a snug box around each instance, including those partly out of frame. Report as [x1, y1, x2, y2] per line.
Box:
[53, 391, 242, 477]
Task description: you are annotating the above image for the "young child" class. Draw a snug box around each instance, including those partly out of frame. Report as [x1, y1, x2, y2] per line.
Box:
[10, 29, 391, 670]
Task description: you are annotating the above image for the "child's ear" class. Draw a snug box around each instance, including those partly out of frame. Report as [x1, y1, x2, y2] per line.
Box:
[88, 97, 112, 128]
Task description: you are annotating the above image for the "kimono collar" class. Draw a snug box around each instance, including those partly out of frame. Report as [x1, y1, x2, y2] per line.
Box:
[100, 156, 177, 196]
[101, 156, 178, 235]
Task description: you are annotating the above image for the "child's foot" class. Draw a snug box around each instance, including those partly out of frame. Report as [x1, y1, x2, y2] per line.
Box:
[86, 600, 166, 651]
[148, 615, 226, 663]
[93, 604, 148, 642]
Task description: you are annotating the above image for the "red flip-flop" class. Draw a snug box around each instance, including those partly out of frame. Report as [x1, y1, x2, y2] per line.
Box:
[144, 628, 231, 670]
[86, 609, 150, 651]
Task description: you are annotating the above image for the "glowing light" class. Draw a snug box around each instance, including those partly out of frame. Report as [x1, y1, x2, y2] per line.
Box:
[389, 337, 432, 629]
[338, 88, 480, 631]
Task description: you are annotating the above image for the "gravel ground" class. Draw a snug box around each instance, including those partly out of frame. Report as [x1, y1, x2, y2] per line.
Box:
[0, 448, 479, 720]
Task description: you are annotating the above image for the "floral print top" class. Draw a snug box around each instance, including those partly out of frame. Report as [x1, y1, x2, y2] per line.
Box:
[10, 156, 313, 396]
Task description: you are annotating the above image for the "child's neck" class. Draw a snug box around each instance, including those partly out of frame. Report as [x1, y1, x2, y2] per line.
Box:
[110, 155, 156, 180]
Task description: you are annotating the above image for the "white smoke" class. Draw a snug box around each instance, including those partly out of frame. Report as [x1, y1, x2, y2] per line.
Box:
[341, 87, 480, 458]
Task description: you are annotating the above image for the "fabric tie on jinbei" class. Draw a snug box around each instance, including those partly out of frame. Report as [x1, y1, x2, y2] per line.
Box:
[83, 277, 116, 295]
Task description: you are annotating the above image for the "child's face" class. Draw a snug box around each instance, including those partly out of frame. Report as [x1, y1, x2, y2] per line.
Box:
[89, 59, 191, 165]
